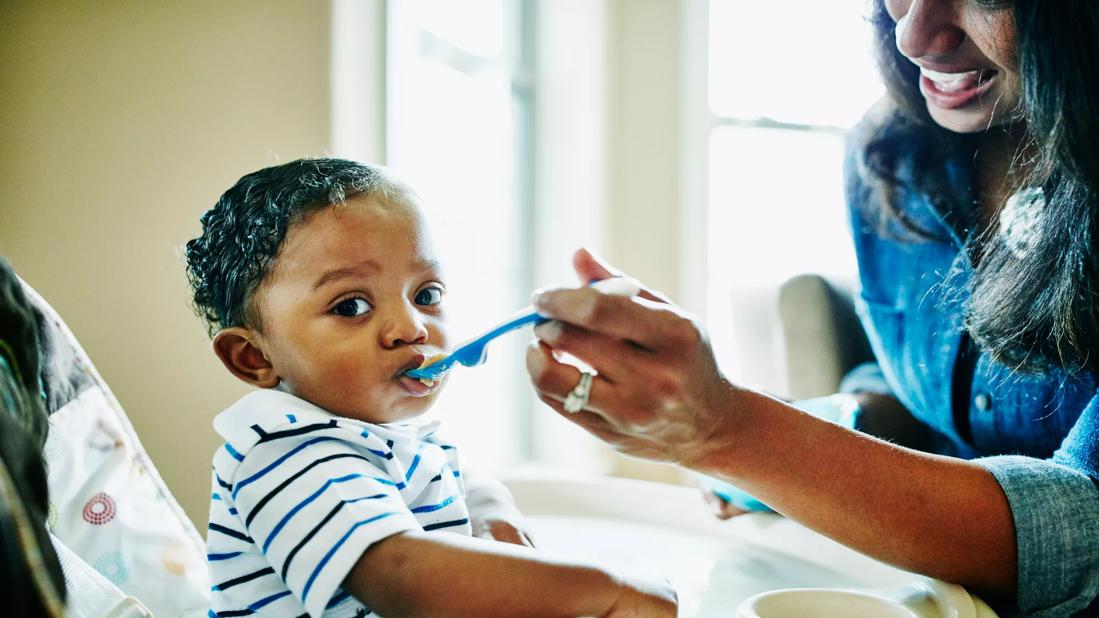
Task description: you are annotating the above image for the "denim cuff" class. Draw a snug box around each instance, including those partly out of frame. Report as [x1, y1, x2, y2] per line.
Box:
[977, 455, 1099, 616]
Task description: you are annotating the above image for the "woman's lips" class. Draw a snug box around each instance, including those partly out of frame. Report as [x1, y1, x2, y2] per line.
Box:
[918, 67, 997, 110]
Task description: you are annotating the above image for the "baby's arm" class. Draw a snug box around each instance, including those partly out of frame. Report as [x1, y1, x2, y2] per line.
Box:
[343, 530, 676, 617]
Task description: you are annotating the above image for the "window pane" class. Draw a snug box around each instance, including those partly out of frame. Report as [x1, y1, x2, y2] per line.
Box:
[709, 0, 884, 127]
[405, 0, 506, 58]
[388, 0, 529, 473]
[706, 126, 857, 388]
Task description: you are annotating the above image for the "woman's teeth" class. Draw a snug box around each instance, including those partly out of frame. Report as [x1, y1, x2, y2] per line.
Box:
[920, 68, 987, 93]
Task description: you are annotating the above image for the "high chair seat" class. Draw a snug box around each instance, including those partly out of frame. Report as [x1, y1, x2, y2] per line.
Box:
[24, 280, 210, 617]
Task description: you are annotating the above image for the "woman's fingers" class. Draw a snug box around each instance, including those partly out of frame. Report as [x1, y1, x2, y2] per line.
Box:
[525, 341, 616, 414]
[571, 248, 671, 305]
[532, 290, 695, 352]
[531, 320, 651, 384]
[526, 340, 655, 429]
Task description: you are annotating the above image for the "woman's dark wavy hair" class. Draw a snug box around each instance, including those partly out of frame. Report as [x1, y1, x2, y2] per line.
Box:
[858, 0, 1099, 374]
[185, 158, 411, 336]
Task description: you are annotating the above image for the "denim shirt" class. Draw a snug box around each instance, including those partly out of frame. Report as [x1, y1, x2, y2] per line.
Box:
[844, 141, 1099, 617]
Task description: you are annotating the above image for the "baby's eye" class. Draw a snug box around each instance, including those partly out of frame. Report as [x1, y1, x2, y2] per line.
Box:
[332, 298, 371, 317]
[415, 286, 444, 306]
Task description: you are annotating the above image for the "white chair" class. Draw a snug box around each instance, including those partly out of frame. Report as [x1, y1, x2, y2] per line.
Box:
[25, 281, 209, 617]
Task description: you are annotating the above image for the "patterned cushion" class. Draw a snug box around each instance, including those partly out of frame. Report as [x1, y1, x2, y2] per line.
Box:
[24, 281, 210, 617]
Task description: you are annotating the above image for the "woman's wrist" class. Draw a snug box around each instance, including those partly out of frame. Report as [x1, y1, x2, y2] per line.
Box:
[678, 381, 758, 474]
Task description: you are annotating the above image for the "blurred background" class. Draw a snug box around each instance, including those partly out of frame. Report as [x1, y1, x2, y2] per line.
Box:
[0, 0, 882, 529]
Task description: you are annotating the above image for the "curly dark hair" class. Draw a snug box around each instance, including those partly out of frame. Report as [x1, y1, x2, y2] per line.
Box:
[184, 158, 411, 336]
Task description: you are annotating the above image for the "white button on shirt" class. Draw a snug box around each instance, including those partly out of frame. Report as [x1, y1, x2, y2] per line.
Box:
[207, 389, 470, 617]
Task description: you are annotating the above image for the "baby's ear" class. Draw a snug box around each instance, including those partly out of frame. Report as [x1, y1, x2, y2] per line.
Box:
[212, 327, 279, 388]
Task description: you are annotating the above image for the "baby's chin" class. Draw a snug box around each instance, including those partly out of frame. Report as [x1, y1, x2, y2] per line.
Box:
[282, 384, 439, 425]
[330, 396, 438, 425]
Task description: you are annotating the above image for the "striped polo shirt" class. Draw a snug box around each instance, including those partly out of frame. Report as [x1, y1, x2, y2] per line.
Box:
[207, 389, 471, 617]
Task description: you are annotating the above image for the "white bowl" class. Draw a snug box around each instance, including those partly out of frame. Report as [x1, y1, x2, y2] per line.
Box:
[738, 589, 920, 618]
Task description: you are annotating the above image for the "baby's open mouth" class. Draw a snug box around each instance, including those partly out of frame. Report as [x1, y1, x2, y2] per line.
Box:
[411, 354, 447, 386]
[396, 353, 448, 387]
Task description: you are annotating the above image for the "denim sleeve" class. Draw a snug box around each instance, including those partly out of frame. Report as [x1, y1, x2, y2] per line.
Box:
[976, 456, 1099, 616]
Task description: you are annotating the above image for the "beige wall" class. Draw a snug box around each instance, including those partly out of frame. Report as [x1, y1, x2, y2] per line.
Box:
[0, 0, 334, 528]
[0, 0, 709, 526]
[604, 0, 686, 300]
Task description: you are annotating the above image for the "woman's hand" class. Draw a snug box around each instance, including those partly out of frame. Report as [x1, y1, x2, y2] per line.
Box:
[525, 249, 742, 469]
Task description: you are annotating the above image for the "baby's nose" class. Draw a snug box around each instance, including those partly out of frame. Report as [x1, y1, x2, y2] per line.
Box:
[381, 306, 429, 348]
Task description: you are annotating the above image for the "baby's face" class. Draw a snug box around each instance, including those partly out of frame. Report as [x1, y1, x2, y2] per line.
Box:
[252, 194, 449, 423]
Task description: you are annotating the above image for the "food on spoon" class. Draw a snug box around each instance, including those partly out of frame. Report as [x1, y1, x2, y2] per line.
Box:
[416, 353, 448, 386]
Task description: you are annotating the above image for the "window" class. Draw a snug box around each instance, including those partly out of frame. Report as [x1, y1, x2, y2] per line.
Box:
[705, 1, 883, 391]
[387, 0, 535, 472]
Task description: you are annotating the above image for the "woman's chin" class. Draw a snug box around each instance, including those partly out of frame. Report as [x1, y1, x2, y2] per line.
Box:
[925, 98, 1020, 135]
[927, 106, 997, 134]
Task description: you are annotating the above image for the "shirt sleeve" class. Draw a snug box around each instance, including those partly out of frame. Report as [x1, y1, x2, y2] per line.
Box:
[232, 434, 421, 617]
[838, 361, 895, 397]
[976, 393, 1099, 616]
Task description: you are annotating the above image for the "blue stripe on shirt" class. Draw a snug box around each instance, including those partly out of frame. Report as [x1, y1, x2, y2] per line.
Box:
[225, 443, 245, 462]
[261, 473, 365, 553]
[279, 499, 349, 580]
[410, 495, 457, 513]
[371, 476, 406, 489]
[244, 452, 373, 527]
[264, 488, 386, 556]
[233, 436, 342, 499]
[301, 512, 400, 603]
[249, 590, 292, 611]
[404, 451, 422, 482]
[207, 551, 243, 561]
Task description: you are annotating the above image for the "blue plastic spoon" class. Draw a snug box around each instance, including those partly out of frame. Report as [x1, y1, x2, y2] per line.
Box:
[405, 276, 641, 381]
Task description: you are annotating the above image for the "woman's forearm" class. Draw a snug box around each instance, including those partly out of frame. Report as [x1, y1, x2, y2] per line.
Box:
[849, 392, 938, 452]
[693, 388, 1017, 599]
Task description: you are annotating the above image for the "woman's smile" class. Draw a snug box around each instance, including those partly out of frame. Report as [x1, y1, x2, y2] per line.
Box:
[918, 65, 998, 110]
[886, 0, 1019, 133]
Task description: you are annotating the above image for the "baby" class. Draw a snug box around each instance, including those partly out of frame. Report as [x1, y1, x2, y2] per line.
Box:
[185, 159, 676, 617]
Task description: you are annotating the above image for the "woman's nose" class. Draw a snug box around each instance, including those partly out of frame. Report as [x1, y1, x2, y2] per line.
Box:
[381, 304, 429, 348]
[893, 0, 966, 60]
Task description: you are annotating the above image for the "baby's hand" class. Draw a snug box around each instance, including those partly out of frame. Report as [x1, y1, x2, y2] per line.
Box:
[601, 576, 677, 617]
[703, 488, 752, 520]
[473, 513, 536, 548]
[465, 477, 536, 547]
